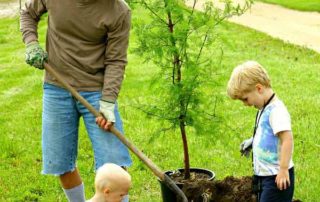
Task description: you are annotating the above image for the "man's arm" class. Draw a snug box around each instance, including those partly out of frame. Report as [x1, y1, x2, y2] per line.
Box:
[102, 10, 131, 103]
[275, 130, 293, 190]
[96, 9, 131, 130]
[20, 0, 47, 44]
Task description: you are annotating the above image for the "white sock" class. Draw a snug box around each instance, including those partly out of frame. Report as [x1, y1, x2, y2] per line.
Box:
[63, 183, 86, 202]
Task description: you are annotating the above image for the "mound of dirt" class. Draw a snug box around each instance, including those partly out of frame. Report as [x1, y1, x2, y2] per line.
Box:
[182, 176, 256, 202]
[181, 176, 302, 202]
[208, 176, 256, 202]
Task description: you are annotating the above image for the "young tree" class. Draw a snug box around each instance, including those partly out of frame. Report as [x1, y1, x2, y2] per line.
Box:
[133, 0, 252, 179]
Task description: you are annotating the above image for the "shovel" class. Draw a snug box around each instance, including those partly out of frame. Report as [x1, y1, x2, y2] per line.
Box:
[43, 63, 188, 202]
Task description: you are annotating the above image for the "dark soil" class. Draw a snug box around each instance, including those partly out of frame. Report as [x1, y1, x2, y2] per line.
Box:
[171, 173, 302, 202]
[181, 176, 256, 202]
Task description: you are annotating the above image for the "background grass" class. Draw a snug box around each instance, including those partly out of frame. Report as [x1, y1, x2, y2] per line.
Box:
[0, 0, 15, 3]
[258, 0, 320, 12]
[1, 5, 320, 202]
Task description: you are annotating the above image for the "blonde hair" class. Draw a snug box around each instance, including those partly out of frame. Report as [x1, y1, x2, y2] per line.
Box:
[95, 163, 131, 192]
[227, 61, 271, 99]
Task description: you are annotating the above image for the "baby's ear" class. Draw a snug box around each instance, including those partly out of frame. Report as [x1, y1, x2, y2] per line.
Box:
[103, 188, 110, 195]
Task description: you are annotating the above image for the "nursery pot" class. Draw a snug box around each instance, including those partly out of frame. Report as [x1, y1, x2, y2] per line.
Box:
[158, 168, 215, 202]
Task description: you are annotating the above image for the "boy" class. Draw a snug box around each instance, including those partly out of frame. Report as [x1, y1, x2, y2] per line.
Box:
[87, 163, 131, 202]
[227, 61, 294, 202]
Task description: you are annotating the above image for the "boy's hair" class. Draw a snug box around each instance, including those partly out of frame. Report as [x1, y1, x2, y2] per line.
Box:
[95, 163, 131, 192]
[227, 61, 271, 99]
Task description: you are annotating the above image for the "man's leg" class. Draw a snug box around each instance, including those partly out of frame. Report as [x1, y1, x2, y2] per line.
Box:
[60, 168, 85, 202]
[79, 91, 132, 169]
[42, 83, 85, 202]
[79, 91, 132, 201]
[60, 168, 82, 189]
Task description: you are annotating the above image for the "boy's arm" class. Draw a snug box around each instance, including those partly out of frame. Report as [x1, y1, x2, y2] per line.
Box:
[275, 130, 293, 190]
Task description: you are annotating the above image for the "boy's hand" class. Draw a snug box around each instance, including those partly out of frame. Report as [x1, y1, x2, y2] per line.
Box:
[96, 100, 115, 131]
[240, 137, 253, 158]
[275, 168, 290, 190]
[25, 41, 48, 69]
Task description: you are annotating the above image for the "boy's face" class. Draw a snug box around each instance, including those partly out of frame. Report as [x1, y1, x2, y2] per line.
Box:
[239, 88, 264, 109]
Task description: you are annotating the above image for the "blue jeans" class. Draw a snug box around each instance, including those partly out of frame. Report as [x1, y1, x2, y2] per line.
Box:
[41, 83, 132, 175]
[257, 167, 294, 202]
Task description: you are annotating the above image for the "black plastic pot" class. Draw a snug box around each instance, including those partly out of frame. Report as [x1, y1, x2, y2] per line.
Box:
[158, 168, 215, 202]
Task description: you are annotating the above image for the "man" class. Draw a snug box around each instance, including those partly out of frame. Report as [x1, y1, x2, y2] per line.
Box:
[20, 0, 132, 201]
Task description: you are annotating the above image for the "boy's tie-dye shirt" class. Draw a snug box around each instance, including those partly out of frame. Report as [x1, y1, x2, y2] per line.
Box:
[253, 99, 294, 176]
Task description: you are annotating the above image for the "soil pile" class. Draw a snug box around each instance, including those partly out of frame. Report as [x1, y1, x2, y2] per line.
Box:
[181, 176, 256, 202]
[208, 176, 256, 202]
[181, 176, 302, 202]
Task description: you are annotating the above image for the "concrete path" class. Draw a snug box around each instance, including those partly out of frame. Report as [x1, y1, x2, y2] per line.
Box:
[186, 0, 320, 53]
[0, 1, 20, 18]
[2, 0, 320, 53]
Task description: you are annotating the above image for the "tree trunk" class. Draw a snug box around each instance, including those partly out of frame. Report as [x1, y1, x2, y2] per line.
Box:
[180, 116, 190, 179]
[165, 0, 191, 180]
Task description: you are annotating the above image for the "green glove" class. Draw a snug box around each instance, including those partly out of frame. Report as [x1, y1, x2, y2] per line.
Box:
[25, 41, 48, 69]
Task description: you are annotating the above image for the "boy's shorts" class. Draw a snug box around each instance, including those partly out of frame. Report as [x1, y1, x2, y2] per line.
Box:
[41, 83, 132, 175]
[257, 167, 294, 202]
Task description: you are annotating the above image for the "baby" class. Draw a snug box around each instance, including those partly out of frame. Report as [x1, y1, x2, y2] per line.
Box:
[87, 163, 131, 202]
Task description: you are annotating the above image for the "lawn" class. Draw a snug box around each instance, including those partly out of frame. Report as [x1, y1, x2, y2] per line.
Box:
[0, 0, 14, 2]
[259, 0, 320, 12]
[1, 6, 320, 202]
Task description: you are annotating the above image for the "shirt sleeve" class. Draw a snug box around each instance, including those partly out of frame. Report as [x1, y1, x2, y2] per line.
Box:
[20, 0, 47, 44]
[102, 10, 131, 102]
[269, 102, 292, 135]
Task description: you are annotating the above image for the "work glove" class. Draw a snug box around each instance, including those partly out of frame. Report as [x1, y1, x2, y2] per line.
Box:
[25, 41, 48, 69]
[240, 137, 253, 158]
[99, 100, 116, 123]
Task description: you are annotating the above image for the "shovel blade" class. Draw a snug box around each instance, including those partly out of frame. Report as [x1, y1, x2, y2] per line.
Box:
[163, 174, 188, 202]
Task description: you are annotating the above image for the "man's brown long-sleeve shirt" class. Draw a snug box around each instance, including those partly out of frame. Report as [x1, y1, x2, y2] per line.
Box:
[20, 0, 131, 102]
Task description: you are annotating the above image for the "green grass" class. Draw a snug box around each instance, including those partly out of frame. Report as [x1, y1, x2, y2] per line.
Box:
[1, 7, 320, 201]
[0, 0, 14, 3]
[258, 0, 320, 12]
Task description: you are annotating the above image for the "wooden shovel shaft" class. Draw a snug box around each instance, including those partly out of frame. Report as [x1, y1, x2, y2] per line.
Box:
[43, 63, 164, 180]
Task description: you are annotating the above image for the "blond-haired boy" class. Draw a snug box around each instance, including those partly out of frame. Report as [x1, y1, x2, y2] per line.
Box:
[227, 61, 294, 202]
[87, 163, 131, 202]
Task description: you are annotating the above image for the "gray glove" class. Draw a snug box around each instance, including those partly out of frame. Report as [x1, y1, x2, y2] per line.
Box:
[240, 137, 253, 158]
[99, 100, 116, 123]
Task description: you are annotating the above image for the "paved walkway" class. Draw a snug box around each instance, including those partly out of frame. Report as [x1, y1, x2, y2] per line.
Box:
[186, 0, 320, 53]
[0, 1, 20, 18]
[2, 0, 320, 53]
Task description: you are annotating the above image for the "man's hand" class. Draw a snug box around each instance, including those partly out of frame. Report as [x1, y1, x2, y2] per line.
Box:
[240, 137, 253, 158]
[25, 41, 48, 69]
[275, 168, 290, 190]
[96, 100, 115, 131]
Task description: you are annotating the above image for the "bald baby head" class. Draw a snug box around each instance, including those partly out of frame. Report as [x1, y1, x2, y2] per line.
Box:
[95, 163, 131, 194]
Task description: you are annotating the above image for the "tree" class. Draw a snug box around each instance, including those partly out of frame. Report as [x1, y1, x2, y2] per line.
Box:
[132, 0, 252, 179]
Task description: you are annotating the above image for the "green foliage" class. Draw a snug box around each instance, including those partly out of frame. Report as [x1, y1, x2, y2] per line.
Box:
[132, 0, 252, 176]
[133, 0, 252, 133]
